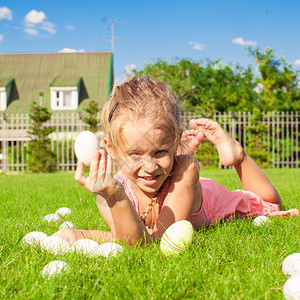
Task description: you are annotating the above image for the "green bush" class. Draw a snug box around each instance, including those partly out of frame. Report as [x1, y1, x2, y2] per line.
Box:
[194, 141, 219, 169]
[246, 108, 271, 168]
[27, 101, 56, 173]
[82, 100, 100, 133]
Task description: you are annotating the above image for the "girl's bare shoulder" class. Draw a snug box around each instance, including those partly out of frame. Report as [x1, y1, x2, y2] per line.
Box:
[172, 154, 200, 183]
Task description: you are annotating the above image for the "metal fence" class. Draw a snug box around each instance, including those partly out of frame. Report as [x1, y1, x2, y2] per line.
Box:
[0, 111, 299, 173]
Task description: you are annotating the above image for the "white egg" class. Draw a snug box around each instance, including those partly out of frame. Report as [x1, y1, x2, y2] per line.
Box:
[98, 242, 124, 258]
[283, 253, 300, 276]
[40, 236, 71, 255]
[22, 231, 47, 246]
[43, 213, 61, 223]
[71, 239, 102, 257]
[42, 260, 71, 278]
[59, 221, 76, 229]
[253, 216, 271, 227]
[283, 274, 300, 300]
[55, 207, 72, 217]
[74, 131, 100, 165]
[160, 220, 194, 256]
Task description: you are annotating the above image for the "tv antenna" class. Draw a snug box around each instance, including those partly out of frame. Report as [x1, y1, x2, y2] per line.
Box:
[103, 18, 128, 52]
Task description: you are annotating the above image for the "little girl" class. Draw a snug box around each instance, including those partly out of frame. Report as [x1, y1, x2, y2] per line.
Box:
[54, 77, 298, 245]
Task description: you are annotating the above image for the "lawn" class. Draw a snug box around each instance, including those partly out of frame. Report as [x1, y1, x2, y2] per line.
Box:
[0, 169, 299, 299]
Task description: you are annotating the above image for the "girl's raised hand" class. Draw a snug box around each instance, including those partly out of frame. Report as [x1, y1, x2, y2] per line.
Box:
[75, 149, 116, 196]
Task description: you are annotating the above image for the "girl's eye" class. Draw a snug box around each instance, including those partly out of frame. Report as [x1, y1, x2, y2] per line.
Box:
[130, 153, 142, 161]
[155, 150, 167, 157]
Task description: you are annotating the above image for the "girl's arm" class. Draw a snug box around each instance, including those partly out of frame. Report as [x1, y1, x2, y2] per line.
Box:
[151, 155, 202, 239]
[93, 154, 202, 243]
[52, 228, 115, 245]
[75, 149, 151, 245]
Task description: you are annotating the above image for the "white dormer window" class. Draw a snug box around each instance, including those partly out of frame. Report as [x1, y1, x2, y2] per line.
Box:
[50, 77, 82, 111]
[0, 79, 14, 111]
[50, 86, 78, 110]
[0, 87, 7, 111]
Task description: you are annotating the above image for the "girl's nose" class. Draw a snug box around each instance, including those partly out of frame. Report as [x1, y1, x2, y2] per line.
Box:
[142, 157, 157, 173]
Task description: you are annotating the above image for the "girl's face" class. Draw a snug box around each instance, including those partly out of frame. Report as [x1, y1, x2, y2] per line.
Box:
[116, 122, 176, 198]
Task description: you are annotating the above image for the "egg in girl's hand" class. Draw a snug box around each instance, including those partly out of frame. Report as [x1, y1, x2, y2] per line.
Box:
[74, 131, 100, 165]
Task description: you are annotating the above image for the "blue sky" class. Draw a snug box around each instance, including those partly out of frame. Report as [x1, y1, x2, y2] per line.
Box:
[1, 0, 300, 79]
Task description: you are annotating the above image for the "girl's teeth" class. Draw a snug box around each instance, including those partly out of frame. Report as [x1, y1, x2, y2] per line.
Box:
[139, 175, 160, 186]
[141, 175, 158, 180]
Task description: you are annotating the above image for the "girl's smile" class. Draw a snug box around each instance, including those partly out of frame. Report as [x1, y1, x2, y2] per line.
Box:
[117, 122, 176, 198]
[138, 174, 161, 186]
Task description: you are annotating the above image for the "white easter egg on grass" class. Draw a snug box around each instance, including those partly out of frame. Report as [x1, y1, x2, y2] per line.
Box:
[22, 231, 47, 246]
[55, 207, 72, 217]
[41, 236, 71, 255]
[43, 213, 61, 223]
[283, 274, 300, 300]
[42, 260, 71, 278]
[160, 220, 194, 256]
[98, 242, 124, 258]
[71, 239, 102, 257]
[74, 131, 100, 165]
[59, 221, 76, 229]
[283, 253, 300, 276]
[253, 216, 271, 227]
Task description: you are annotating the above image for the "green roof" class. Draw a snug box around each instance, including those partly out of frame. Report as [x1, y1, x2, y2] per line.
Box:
[50, 76, 82, 87]
[0, 52, 113, 113]
[0, 78, 14, 87]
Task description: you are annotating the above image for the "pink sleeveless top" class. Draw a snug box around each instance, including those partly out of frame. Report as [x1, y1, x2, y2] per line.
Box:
[114, 171, 170, 214]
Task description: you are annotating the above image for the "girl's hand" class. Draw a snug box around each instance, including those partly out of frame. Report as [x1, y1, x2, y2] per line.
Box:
[52, 228, 78, 245]
[75, 149, 117, 196]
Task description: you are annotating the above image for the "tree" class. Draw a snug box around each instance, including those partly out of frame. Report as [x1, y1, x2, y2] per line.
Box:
[82, 100, 100, 133]
[27, 101, 56, 173]
[248, 46, 300, 111]
[135, 58, 258, 116]
[135, 48, 300, 114]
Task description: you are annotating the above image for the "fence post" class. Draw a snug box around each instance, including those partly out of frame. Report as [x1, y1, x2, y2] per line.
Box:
[231, 111, 237, 140]
[2, 113, 8, 173]
[272, 111, 275, 168]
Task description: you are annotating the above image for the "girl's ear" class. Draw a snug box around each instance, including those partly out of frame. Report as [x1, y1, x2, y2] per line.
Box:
[104, 138, 116, 160]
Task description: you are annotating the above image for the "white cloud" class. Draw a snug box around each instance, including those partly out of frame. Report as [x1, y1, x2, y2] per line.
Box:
[189, 41, 205, 51]
[24, 10, 46, 24]
[294, 59, 300, 66]
[24, 28, 39, 36]
[23, 10, 56, 35]
[232, 37, 257, 47]
[0, 7, 12, 21]
[58, 48, 86, 53]
[65, 24, 74, 31]
[0, 34, 3, 42]
[124, 64, 137, 74]
[40, 21, 56, 34]
[193, 43, 204, 51]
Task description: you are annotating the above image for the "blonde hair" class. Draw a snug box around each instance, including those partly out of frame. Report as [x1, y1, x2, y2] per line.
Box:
[101, 76, 182, 157]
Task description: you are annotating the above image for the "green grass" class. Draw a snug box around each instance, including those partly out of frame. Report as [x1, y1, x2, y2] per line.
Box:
[0, 169, 299, 299]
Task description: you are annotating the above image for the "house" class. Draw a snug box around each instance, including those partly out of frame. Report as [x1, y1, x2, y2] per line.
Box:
[0, 52, 113, 113]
